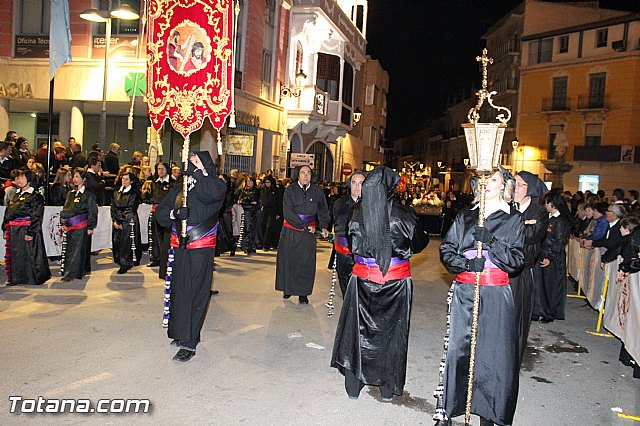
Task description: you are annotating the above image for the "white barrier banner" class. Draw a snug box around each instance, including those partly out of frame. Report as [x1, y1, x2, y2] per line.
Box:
[604, 259, 640, 364]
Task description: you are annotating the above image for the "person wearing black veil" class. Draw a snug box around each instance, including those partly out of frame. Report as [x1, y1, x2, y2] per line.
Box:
[330, 170, 366, 296]
[511, 170, 549, 367]
[331, 166, 428, 400]
[156, 151, 226, 362]
[434, 167, 524, 426]
[275, 165, 330, 304]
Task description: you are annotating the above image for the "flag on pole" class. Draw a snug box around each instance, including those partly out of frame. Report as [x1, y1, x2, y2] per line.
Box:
[49, 0, 72, 80]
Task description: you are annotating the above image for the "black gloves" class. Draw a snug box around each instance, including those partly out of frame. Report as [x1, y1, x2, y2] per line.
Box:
[474, 226, 495, 246]
[174, 207, 189, 220]
[466, 257, 486, 272]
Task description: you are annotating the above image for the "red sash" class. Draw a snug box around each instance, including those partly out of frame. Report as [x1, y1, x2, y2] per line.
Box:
[456, 269, 509, 286]
[283, 219, 317, 232]
[352, 258, 411, 285]
[333, 236, 351, 254]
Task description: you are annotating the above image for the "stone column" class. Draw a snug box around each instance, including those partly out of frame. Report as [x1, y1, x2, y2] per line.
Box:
[70, 102, 84, 147]
[0, 98, 10, 138]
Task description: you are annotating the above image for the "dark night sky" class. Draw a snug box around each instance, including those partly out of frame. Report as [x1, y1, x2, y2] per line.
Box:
[365, 0, 639, 141]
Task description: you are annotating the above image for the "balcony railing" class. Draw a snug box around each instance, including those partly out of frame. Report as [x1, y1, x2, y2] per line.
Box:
[573, 145, 637, 163]
[542, 97, 571, 112]
[577, 94, 609, 110]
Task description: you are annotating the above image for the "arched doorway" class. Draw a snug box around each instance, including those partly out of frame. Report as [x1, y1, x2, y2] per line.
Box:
[307, 141, 333, 182]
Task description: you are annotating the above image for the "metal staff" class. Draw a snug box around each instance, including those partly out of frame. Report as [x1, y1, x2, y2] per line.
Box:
[180, 135, 190, 247]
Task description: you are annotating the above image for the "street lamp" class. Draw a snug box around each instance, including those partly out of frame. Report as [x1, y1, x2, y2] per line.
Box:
[281, 69, 307, 99]
[352, 107, 362, 125]
[80, 2, 140, 147]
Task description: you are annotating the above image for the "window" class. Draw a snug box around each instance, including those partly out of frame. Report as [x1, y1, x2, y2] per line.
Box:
[548, 125, 564, 159]
[261, 0, 276, 99]
[316, 53, 341, 100]
[528, 38, 553, 64]
[596, 28, 608, 48]
[585, 124, 602, 146]
[19, 0, 51, 34]
[341, 63, 354, 126]
[588, 73, 606, 108]
[234, 0, 247, 89]
[552, 77, 568, 110]
[93, 0, 141, 36]
[558, 36, 569, 53]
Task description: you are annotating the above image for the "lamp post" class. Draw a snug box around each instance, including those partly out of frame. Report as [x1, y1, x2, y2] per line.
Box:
[80, 2, 139, 147]
[460, 48, 511, 426]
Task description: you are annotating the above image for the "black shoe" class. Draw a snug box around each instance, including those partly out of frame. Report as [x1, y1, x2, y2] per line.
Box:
[531, 316, 541, 322]
[148, 262, 159, 267]
[173, 349, 196, 362]
[540, 318, 554, 323]
[434, 421, 451, 426]
[263, 247, 270, 252]
[210, 290, 219, 296]
[117, 267, 129, 275]
[299, 296, 309, 304]
[229, 250, 235, 257]
[61, 276, 73, 282]
[283, 294, 291, 299]
[480, 417, 495, 426]
[380, 386, 394, 401]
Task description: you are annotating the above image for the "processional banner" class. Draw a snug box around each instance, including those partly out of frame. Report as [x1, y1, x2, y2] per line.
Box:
[146, 0, 234, 137]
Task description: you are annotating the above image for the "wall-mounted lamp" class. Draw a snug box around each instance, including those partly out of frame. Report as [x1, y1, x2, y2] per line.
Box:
[353, 107, 362, 125]
[463, 158, 470, 167]
[281, 69, 307, 99]
[511, 137, 519, 150]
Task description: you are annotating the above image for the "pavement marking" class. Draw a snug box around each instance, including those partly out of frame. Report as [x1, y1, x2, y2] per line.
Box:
[43, 372, 112, 397]
[306, 342, 325, 350]
[229, 324, 264, 336]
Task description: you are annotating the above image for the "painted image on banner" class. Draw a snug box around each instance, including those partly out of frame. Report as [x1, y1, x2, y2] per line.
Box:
[166, 21, 212, 76]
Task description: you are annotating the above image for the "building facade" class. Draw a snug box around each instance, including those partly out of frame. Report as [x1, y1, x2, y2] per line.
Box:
[518, 7, 640, 192]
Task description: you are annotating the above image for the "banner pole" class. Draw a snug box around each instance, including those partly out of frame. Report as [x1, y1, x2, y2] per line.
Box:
[568, 245, 586, 299]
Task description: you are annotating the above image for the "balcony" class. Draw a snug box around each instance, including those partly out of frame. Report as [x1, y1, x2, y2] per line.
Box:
[573, 145, 637, 163]
[577, 95, 609, 111]
[542, 97, 571, 112]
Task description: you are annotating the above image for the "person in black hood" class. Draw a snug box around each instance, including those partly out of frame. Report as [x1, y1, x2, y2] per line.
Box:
[331, 166, 428, 401]
[215, 174, 237, 256]
[156, 151, 226, 362]
[511, 170, 549, 366]
[236, 176, 260, 254]
[260, 175, 281, 251]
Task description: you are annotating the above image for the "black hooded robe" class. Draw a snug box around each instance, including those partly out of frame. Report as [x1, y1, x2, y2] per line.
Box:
[331, 198, 429, 397]
[236, 186, 260, 253]
[275, 182, 330, 297]
[538, 213, 570, 320]
[510, 172, 549, 366]
[435, 205, 524, 425]
[60, 188, 98, 279]
[3, 189, 51, 285]
[156, 152, 226, 350]
[111, 186, 142, 270]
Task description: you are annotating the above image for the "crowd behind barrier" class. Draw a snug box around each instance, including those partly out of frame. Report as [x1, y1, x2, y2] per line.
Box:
[568, 237, 640, 365]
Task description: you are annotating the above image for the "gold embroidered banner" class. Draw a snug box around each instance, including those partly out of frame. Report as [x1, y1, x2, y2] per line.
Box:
[147, 0, 233, 137]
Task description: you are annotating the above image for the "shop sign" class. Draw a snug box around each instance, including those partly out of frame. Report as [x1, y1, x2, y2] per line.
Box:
[92, 35, 139, 59]
[0, 83, 33, 99]
[14, 35, 49, 58]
